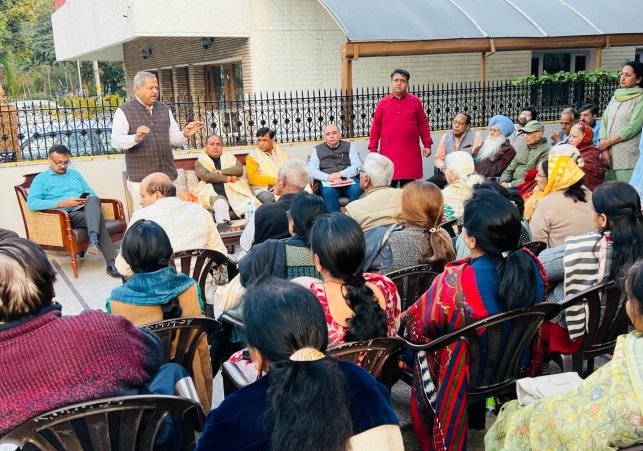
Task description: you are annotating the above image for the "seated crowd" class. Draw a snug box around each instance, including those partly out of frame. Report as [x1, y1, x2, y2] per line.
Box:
[4, 91, 643, 451]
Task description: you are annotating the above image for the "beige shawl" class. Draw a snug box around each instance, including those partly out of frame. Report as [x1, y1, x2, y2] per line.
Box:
[193, 151, 261, 217]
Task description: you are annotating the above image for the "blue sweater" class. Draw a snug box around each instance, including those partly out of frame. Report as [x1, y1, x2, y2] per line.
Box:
[27, 168, 95, 211]
[196, 360, 399, 451]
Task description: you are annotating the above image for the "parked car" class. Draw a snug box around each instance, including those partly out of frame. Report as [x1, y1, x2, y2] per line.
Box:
[18, 119, 116, 161]
[8, 100, 71, 125]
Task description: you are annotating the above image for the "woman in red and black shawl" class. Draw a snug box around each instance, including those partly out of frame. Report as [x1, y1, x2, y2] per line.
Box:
[401, 190, 547, 451]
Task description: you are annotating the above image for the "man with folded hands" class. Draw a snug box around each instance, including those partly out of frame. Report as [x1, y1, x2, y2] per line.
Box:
[308, 124, 363, 212]
[193, 134, 260, 224]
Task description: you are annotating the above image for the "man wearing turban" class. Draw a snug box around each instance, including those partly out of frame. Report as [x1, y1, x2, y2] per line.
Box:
[472, 115, 517, 178]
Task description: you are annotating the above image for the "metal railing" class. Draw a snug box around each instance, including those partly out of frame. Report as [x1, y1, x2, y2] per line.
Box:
[0, 79, 619, 162]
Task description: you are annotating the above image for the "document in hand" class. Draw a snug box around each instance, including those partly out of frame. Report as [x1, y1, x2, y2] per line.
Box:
[321, 179, 355, 188]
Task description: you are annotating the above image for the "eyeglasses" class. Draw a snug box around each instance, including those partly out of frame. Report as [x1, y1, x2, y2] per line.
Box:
[457, 216, 465, 227]
[49, 156, 71, 166]
[536, 173, 547, 179]
[358, 169, 368, 176]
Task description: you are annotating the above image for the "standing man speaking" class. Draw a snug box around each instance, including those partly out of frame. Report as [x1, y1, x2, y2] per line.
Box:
[369, 69, 433, 187]
[111, 71, 204, 210]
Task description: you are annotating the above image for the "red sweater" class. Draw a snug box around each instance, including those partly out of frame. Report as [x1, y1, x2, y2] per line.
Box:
[368, 93, 433, 180]
[0, 305, 161, 435]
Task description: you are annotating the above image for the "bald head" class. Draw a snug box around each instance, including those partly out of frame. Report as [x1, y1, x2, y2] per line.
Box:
[139, 172, 176, 207]
[323, 124, 341, 147]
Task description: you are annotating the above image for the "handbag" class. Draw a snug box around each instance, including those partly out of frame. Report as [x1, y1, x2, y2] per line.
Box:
[516, 372, 583, 405]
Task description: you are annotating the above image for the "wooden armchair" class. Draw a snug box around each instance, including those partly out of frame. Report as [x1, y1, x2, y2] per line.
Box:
[14, 172, 126, 278]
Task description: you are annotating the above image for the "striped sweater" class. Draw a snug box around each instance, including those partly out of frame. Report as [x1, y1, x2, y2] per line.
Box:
[563, 231, 612, 340]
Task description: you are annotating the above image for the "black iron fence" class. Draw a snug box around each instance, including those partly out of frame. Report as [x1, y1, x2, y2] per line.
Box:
[0, 79, 619, 162]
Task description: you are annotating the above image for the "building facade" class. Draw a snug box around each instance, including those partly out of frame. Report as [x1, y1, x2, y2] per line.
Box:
[52, 0, 638, 100]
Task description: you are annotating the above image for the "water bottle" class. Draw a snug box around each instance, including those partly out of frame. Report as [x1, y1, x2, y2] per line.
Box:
[246, 200, 254, 221]
[485, 397, 496, 416]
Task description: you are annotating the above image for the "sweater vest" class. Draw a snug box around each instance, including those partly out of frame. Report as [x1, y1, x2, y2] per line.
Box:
[314, 140, 352, 174]
[119, 100, 178, 182]
[444, 129, 476, 154]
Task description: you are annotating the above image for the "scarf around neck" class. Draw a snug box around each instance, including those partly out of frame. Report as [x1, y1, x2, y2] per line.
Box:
[109, 266, 195, 305]
[615, 86, 643, 102]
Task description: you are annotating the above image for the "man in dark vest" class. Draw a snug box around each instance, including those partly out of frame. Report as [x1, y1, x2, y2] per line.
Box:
[427, 113, 482, 189]
[111, 71, 204, 211]
[308, 124, 362, 212]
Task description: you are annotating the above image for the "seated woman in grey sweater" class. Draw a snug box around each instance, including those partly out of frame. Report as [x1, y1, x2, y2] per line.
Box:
[538, 181, 643, 355]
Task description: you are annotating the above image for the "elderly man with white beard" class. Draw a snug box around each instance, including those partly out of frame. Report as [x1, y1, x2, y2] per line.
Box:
[471, 115, 517, 179]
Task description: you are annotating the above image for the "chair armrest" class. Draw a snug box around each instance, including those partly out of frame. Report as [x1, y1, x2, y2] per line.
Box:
[227, 255, 239, 265]
[222, 361, 252, 389]
[221, 313, 244, 329]
[100, 198, 126, 222]
[23, 208, 73, 247]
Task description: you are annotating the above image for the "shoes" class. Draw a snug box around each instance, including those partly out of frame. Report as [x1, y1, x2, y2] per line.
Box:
[86, 232, 100, 256]
[86, 241, 100, 256]
[106, 261, 121, 278]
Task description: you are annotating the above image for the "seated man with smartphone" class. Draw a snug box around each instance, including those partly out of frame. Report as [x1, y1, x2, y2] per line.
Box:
[26, 144, 121, 277]
[308, 124, 362, 212]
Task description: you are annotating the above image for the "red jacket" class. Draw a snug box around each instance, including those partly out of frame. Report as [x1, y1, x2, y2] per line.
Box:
[0, 305, 161, 435]
[369, 93, 432, 180]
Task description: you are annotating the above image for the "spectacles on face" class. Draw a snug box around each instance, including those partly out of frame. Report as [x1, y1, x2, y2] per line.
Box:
[536, 173, 547, 179]
[50, 156, 71, 167]
[358, 169, 368, 176]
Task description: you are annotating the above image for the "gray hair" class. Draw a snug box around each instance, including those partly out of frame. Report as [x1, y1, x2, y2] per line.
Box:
[206, 133, 222, 142]
[323, 124, 342, 134]
[278, 159, 309, 189]
[362, 153, 393, 186]
[561, 107, 580, 121]
[134, 71, 157, 89]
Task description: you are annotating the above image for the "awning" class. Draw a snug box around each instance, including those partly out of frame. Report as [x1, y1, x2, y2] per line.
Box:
[320, 0, 643, 41]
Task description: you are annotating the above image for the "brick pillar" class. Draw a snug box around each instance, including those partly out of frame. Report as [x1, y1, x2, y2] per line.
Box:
[187, 64, 206, 148]
[158, 69, 174, 102]
[172, 66, 187, 101]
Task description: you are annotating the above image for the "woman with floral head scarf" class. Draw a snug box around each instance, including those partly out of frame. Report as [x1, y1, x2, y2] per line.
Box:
[528, 144, 596, 247]
[568, 122, 608, 191]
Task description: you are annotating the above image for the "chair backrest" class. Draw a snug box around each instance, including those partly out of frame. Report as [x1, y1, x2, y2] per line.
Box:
[405, 303, 559, 402]
[559, 282, 629, 362]
[141, 317, 221, 379]
[440, 218, 460, 239]
[523, 241, 547, 256]
[170, 248, 239, 295]
[385, 264, 443, 312]
[327, 336, 406, 379]
[1, 395, 201, 451]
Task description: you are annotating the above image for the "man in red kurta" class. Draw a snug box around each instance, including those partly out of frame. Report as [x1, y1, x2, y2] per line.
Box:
[368, 69, 433, 187]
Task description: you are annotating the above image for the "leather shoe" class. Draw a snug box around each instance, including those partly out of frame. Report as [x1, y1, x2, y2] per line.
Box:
[86, 239, 100, 256]
[106, 262, 121, 278]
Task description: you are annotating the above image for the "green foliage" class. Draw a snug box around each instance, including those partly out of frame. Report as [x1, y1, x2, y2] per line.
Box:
[512, 68, 621, 86]
[0, 0, 125, 98]
[59, 94, 125, 117]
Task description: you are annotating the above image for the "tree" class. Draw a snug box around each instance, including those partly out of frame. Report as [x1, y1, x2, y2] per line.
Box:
[0, 0, 50, 63]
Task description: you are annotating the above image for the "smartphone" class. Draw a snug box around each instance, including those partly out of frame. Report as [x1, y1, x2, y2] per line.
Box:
[79, 192, 90, 199]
